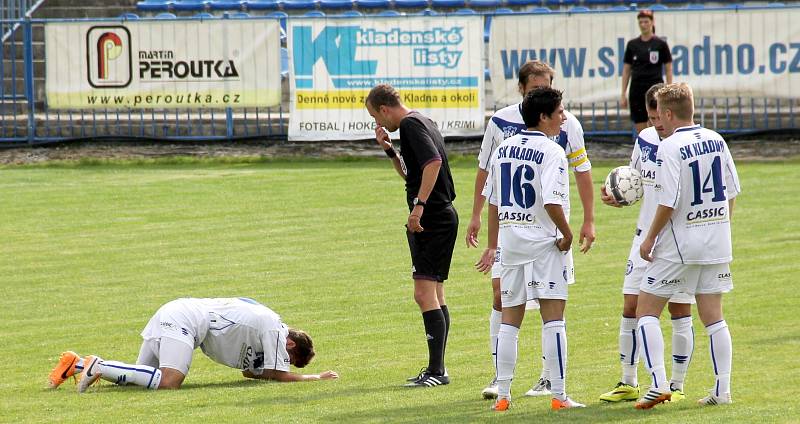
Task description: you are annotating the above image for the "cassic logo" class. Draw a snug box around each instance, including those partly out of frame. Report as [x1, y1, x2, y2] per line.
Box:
[87, 26, 132, 88]
[527, 281, 544, 289]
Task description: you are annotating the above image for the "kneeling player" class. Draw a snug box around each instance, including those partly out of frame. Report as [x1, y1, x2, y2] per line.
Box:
[476, 87, 584, 411]
[48, 297, 338, 392]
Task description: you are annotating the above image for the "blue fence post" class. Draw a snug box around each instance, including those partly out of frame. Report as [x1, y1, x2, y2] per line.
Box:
[23, 16, 35, 144]
[223, 12, 234, 140]
[226, 107, 233, 139]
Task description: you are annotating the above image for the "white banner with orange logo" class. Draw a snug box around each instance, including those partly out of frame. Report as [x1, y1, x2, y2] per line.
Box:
[45, 20, 282, 109]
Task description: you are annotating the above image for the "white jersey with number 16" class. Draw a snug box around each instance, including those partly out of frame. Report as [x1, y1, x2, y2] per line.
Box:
[483, 130, 570, 266]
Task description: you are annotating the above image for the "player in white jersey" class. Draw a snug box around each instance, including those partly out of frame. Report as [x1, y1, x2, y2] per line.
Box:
[598, 84, 695, 403]
[476, 87, 585, 412]
[47, 298, 338, 392]
[634, 83, 740, 409]
[467, 60, 595, 399]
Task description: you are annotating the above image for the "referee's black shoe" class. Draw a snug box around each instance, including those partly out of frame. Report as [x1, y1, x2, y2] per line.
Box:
[403, 371, 450, 387]
[406, 367, 428, 382]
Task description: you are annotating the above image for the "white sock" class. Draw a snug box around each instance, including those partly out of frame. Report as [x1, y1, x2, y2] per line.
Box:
[706, 320, 732, 397]
[98, 361, 162, 390]
[539, 327, 549, 381]
[496, 323, 519, 399]
[489, 309, 502, 379]
[670, 315, 694, 391]
[543, 320, 567, 401]
[619, 316, 639, 386]
[638, 316, 668, 393]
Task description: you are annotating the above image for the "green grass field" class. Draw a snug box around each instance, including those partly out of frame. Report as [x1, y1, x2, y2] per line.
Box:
[1, 156, 798, 423]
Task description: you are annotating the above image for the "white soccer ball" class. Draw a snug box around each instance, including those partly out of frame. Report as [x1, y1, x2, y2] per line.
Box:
[604, 166, 644, 206]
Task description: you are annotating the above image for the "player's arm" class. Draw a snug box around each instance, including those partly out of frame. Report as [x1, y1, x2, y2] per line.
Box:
[467, 168, 490, 248]
[408, 159, 442, 232]
[375, 126, 406, 180]
[640, 144, 678, 261]
[566, 117, 595, 252]
[545, 203, 573, 252]
[573, 169, 595, 253]
[243, 369, 338, 382]
[467, 123, 500, 248]
[544, 153, 573, 251]
[475, 203, 499, 273]
[639, 205, 673, 262]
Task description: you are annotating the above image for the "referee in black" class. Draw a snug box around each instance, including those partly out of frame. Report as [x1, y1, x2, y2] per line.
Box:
[365, 84, 457, 388]
[621, 9, 673, 135]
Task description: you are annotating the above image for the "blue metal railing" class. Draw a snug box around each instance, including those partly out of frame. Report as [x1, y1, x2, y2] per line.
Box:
[1, 13, 798, 144]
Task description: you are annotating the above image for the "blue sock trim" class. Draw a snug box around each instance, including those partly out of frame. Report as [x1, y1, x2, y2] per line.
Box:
[556, 332, 564, 379]
[640, 326, 653, 369]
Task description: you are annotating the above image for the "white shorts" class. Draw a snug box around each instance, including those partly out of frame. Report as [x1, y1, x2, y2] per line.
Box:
[140, 299, 208, 366]
[492, 246, 540, 310]
[623, 240, 695, 304]
[500, 247, 569, 307]
[136, 337, 195, 376]
[641, 257, 733, 298]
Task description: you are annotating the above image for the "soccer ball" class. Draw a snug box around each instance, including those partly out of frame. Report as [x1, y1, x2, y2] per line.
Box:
[604, 166, 644, 206]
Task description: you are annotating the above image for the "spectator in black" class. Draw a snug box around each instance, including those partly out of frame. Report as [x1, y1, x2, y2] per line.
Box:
[621, 9, 673, 134]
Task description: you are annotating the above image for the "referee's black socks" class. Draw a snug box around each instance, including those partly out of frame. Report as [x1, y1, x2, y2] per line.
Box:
[422, 309, 447, 376]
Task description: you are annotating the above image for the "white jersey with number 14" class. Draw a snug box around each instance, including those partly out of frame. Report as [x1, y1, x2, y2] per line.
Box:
[654, 125, 741, 264]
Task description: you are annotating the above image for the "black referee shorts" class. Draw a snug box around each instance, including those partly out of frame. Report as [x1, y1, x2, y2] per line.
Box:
[629, 79, 662, 124]
[406, 204, 458, 282]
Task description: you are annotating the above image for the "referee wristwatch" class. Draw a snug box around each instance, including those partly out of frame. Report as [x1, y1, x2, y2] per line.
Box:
[412, 197, 427, 207]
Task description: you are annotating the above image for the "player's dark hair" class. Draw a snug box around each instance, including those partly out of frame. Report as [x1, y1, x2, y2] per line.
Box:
[521, 87, 562, 128]
[645, 83, 664, 111]
[518, 60, 554, 87]
[288, 328, 315, 368]
[365, 84, 401, 109]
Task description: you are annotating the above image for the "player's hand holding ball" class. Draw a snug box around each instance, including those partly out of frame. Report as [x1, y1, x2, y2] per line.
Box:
[600, 186, 622, 208]
[603, 166, 644, 206]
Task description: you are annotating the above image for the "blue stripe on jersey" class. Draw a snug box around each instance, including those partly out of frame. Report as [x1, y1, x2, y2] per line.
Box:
[675, 125, 702, 133]
[209, 312, 237, 331]
[491, 116, 526, 139]
[726, 163, 741, 193]
[637, 137, 659, 163]
[669, 218, 685, 264]
[555, 129, 568, 150]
